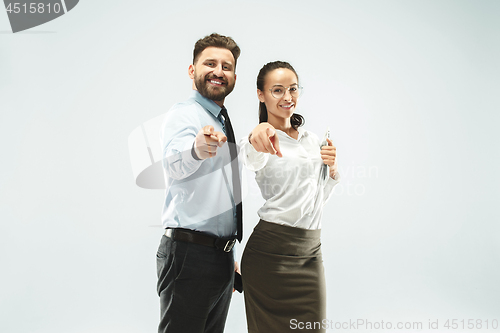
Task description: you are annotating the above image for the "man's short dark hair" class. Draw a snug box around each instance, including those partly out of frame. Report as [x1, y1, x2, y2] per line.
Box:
[193, 33, 240, 67]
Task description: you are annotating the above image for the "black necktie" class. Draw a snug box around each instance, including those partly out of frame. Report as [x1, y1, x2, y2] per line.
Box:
[220, 107, 243, 242]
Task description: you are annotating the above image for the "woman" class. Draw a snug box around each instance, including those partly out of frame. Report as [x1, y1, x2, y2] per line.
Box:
[240, 61, 340, 333]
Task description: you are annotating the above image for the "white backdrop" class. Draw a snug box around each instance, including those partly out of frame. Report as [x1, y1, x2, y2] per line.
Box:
[1, 1, 499, 332]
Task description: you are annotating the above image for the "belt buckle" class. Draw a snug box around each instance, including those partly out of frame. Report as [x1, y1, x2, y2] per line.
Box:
[223, 239, 236, 252]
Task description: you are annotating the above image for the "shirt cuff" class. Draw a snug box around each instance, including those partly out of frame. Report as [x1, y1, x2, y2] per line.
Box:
[191, 141, 202, 161]
[239, 136, 269, 172]
[326, 171, 340, 189]
[180, 139, 203, 170]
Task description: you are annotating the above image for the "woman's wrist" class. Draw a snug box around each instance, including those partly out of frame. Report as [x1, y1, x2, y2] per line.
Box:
[329, 166, 338, 180]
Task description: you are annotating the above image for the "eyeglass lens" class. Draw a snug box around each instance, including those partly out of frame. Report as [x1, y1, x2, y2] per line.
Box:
[271, 85, 302, 98]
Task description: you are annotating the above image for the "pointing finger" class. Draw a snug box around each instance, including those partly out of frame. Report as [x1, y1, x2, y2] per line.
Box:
[263, 127, 277, 155]
[202, 125, 215, 136]
[213, 132, 228, 147]
[272, 135, 282, 157]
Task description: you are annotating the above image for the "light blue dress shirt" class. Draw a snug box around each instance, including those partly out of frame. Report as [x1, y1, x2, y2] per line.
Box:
[160, 90, 238, 238]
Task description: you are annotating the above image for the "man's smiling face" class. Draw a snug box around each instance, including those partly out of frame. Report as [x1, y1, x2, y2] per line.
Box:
[189, 47, 236, 105]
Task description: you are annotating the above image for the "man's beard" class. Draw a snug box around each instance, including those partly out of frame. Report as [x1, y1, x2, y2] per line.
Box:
[194, 73, 234, 102]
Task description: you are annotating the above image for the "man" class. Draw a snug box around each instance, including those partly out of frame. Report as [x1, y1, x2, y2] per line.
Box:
[156, 33, 243, 333]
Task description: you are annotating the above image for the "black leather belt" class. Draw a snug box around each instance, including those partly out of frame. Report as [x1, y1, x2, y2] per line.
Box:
[164, 228, 236, 253]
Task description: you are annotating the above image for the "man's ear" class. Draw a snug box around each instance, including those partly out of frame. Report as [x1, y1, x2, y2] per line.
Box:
[188, 64, 195, 79]
[257, 89, 265, 103]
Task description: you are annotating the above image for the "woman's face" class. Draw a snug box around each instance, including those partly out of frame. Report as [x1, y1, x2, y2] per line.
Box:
[258, 68, 299, 123]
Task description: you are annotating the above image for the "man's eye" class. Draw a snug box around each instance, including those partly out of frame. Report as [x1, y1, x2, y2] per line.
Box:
[223, 65, 229, 70]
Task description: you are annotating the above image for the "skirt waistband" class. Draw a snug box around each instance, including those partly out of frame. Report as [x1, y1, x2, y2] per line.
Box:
[247, 220, 322, 256]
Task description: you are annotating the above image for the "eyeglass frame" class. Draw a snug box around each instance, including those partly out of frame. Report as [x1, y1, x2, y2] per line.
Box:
[268, 84, 303, 99]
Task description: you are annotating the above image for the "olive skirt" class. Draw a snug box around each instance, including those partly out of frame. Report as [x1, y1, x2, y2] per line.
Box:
[241, 220, 326, 333]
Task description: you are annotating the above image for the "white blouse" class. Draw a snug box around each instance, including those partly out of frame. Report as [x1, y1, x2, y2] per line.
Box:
[239, 128, 340, 230]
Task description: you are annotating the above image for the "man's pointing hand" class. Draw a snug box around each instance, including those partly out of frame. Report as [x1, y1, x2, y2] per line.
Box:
[194, 125, 227, 159]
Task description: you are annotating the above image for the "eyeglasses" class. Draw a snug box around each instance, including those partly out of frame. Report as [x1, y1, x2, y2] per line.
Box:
[268, 85, 303, 99]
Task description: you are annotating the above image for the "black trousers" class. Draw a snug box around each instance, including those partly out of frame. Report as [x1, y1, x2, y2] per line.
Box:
[156, 234, 235, 333]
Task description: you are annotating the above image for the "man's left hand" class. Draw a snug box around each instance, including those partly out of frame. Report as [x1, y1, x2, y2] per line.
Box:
[233, 261, 240, 293]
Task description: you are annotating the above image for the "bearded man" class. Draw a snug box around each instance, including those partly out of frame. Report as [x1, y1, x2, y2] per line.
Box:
[156, 33, 243, 333]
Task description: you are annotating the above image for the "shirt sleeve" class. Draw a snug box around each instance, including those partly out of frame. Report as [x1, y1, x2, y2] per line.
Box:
[323, 171, 340, 203]
[161, 104, 204, 180]
[238, 136, 269, 172]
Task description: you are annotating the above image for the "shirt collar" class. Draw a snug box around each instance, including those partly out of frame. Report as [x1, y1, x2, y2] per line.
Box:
[190, 90, 223, 117]
[277, 127, 306, 141]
